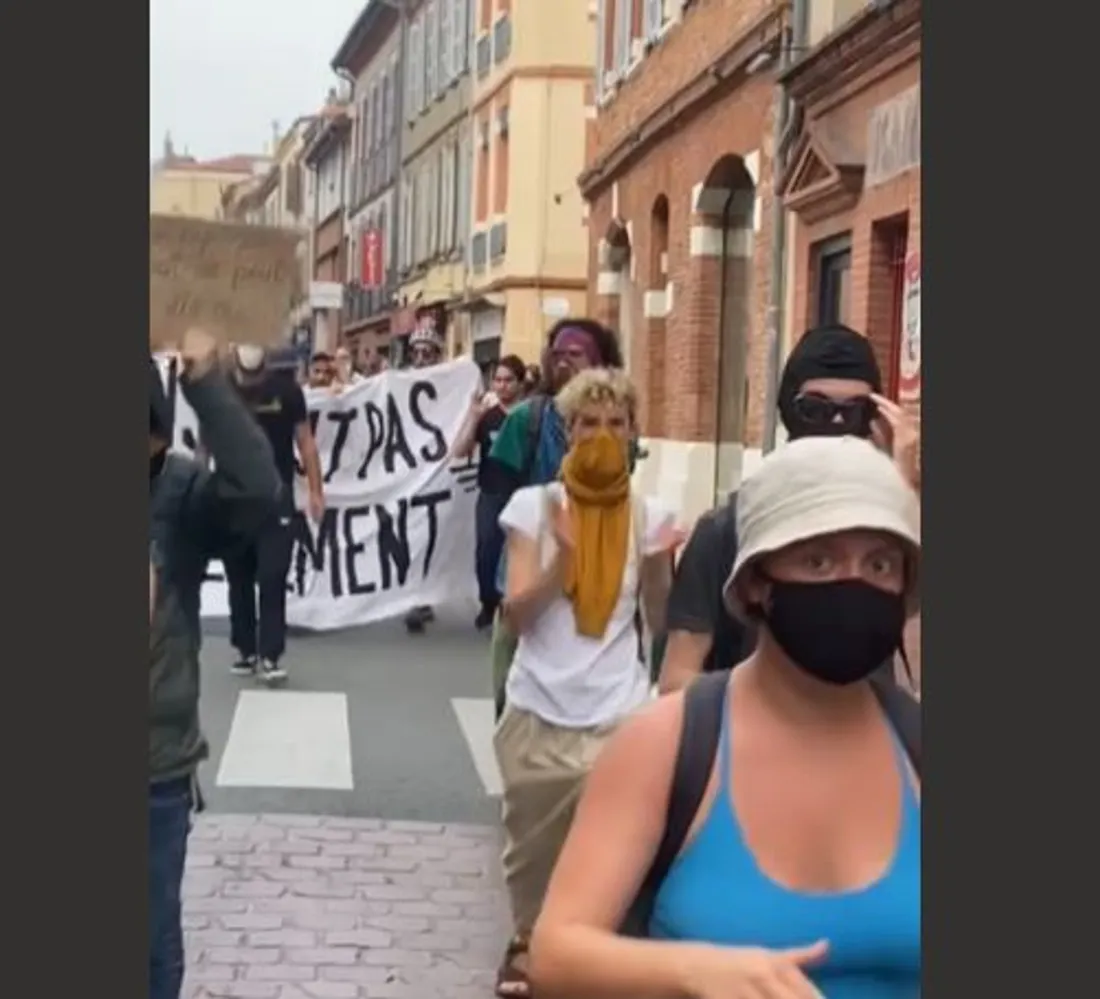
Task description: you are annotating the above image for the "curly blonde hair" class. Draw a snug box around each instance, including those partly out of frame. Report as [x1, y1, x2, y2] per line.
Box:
[555, 367, 637, 425]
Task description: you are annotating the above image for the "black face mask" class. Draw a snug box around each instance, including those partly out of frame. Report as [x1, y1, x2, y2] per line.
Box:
[758, 578, 906, 686]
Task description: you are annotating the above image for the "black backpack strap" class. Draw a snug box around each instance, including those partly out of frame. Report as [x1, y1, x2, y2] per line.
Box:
[518, 395, 548, 486]
[871, 674, 921, 774]
[622, 669, 730, 935]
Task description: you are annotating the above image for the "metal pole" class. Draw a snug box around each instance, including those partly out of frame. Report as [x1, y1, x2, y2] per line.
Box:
[761, 0, 809, 452]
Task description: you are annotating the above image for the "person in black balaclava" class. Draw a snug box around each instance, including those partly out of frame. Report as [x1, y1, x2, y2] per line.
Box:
[657, 323, 920, 694]
[149, 328, 280, 999]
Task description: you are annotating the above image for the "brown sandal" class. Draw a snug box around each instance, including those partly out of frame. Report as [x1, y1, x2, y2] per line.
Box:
[496, 935, 531, 997]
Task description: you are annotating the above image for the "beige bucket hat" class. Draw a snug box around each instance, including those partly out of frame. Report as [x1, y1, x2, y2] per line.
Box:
[724, 436, 921, 620]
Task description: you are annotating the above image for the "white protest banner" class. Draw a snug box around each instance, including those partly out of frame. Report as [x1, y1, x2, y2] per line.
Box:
[154, 356, 483, 628]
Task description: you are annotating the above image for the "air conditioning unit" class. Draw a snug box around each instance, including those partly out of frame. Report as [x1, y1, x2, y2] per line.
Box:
[630, 37, 647, 62]
[477, 123, 490, 150]
[493, 109, 509, 138]
[602, 69, 619, 89]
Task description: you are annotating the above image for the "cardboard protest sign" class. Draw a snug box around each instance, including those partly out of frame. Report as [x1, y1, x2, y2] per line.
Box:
[149, 215, 301, 350]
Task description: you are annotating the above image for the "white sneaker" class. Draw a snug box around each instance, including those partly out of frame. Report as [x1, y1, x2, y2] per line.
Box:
[256, 658, 288, 687]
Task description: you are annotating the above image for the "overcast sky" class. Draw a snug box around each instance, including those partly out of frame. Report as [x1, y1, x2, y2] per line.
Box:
[150, 0, 367, 162]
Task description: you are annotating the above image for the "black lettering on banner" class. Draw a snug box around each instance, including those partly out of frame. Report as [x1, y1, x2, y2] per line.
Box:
[324, 408, 359, 482]
[357, 403, 387, 479]
[342, 505, 376, 595]
[287, 489, 454, 598]
[294, 410, 322, 477]
[376, 500, 411, 589]
[382, 393, 417, 474]
[293, 507, 342, 597]
[410, 489, 450, 578]
[408, 380, 448, 463]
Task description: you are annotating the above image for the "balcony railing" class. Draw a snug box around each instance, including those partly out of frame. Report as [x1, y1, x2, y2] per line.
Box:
[489, 222, 507, 262]
[471, 231, 487, 273]
[343, 274, 396, 327]
[493, 16, 512, 64]
[476, 35, 492, 79]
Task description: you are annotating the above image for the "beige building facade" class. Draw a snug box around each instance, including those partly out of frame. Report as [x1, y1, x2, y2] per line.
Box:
[149, 136, 268, 220]
[465, 0, 595, 364]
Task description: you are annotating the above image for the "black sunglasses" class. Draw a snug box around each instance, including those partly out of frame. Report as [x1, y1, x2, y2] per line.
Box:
[792, 393, 875, 436]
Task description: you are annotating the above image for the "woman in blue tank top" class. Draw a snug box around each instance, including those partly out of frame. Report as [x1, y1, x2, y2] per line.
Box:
[527, 436, 921, 999]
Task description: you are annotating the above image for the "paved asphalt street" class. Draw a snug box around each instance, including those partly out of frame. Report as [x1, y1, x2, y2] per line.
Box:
[183, 606, 510, 998]
[198, 604, 500, 826]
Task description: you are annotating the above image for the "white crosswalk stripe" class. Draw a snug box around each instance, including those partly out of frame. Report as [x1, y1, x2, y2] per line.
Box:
[216, 690, 353, 790]
[451, 697, 503, 797]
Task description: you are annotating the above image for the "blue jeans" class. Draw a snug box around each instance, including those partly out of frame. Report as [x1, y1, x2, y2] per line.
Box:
[149, 777, 192, 999]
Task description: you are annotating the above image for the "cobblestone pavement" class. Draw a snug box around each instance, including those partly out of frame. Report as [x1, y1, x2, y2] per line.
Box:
[182, 813, 508, 998]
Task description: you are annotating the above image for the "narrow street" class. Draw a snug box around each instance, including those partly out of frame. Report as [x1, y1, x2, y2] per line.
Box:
[184, 608, 507, 998]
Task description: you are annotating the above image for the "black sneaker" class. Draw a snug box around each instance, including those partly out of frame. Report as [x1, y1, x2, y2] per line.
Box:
[256, 658, 288, 687]
[230, 655, 257, 677]
[475, 606, 495, 631]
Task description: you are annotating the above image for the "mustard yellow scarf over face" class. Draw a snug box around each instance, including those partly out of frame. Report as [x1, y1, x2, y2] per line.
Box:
[559, 430, 631, 638]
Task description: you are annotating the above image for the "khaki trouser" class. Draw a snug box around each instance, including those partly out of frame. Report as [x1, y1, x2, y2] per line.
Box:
[493, 705, 615, 936]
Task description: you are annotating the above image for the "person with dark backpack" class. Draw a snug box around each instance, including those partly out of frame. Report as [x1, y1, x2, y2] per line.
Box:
[528, 436, 921, 999]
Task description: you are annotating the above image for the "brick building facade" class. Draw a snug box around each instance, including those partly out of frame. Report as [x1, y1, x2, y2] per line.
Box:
[581, 0, 786, 521]
[781, 0, 921, 420]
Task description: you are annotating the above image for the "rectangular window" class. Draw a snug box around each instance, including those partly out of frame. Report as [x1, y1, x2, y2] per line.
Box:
[493, 14, 512, 63]
[814, 234, 852, 327]
[407, 20, 422, 120]
[439, 0, 453, 84]
[425, 2, 437, 102]
[644, 0, 663, 39]
[371, 80, 382, 152]
[453, 0, 468, 74]
[492, 106, 509, 215]
[614, 0, 633, 71]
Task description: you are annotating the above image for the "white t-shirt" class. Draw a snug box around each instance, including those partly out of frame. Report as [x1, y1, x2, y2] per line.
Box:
[500, 483, 674, 729]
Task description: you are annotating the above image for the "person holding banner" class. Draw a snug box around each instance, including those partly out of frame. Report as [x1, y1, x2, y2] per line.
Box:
[150, 329, 281, 999]
[404, 322, 447, 633]
[225, 344, 325, 685]
[452, 354, 528, 630]
[492, 367, 677, 997]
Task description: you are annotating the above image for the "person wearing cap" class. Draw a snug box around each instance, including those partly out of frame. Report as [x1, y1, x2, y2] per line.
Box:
[225, 344, 325, 685]
[150, 329, 281, 999]
[658, 323, 920, 695]
[528, 435, 921, 999]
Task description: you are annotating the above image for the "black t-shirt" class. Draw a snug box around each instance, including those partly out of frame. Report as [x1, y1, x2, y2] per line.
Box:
[236, 374, 307, 485]
[474, 405, 509, 492]
[665, 497, 755, 673]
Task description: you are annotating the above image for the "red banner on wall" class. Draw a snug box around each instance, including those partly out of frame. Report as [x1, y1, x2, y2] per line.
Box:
[360, 228, 383, 289]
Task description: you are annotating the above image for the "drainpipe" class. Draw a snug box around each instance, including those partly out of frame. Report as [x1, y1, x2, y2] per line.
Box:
[761, 0, 810, 452]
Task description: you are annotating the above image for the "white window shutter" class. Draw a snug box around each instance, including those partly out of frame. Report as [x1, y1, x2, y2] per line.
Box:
[452, 0, 467, 75]
[614, 0, 632, 72]
[440, 0, 452, 82]
[595, 0, 607, 98]
[645, 0, 662, 39]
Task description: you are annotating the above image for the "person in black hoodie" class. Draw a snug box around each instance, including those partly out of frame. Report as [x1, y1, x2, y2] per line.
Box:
[149, 329, 280, 999]
[658, 323, 920, 693]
